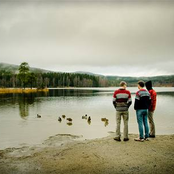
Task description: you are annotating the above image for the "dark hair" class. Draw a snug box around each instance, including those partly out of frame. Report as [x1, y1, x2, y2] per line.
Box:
[138, 80, 145, 87]
[145, 81, 152, 90]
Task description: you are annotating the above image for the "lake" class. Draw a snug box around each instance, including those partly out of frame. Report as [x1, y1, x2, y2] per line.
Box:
[0, 87, 174, 149]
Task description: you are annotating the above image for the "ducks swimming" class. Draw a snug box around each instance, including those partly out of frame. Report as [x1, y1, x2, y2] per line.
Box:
[57, 114, 110, 127]
[37, 113, 109, 127]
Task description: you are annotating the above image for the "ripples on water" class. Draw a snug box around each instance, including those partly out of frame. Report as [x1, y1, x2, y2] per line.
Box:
[0, 87, 174, 149]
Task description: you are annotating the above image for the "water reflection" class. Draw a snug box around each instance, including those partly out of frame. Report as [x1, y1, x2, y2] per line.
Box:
[18, 93, 35, 118]
[49, 89, 101, 97]
[87, 120, 91, 125]
[67, 122, 73, 126]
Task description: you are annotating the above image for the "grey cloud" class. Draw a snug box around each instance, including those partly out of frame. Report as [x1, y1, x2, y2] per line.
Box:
[0, 1, 174, 75]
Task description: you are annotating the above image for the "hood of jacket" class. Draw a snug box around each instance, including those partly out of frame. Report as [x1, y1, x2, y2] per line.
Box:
[145, 80, 153, 90]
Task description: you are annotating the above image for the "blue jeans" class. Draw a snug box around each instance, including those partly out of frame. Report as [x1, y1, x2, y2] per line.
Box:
[136, 109, 149, 139]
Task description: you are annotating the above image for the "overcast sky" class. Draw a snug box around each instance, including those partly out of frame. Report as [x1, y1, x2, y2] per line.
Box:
[0, 0, 174, 76]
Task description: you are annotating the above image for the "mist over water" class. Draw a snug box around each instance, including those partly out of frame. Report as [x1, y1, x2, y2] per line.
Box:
[0, 87, 174, 149]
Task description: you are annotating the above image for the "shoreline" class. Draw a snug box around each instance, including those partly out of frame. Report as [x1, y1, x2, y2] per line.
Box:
[0, 133, 174, 174]
[0, 88, 49, 94]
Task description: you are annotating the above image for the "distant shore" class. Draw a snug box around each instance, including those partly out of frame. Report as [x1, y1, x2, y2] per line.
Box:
[0, 88, 49, 94]
[0, 133, 173, 174]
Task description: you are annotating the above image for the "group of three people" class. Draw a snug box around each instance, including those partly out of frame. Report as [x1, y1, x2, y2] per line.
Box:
[113, 80, 157, 142]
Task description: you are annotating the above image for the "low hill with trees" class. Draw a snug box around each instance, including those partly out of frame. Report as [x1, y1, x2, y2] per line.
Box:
[0, 62, 174, 88]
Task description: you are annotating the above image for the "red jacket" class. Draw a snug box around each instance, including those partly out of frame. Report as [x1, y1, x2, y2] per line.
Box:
[148, 89, 157, 111]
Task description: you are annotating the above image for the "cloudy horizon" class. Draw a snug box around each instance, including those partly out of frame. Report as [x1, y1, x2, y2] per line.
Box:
[0, 0, 174, 77]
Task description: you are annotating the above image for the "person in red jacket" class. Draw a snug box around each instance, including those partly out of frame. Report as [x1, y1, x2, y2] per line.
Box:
[145, 81, 157, 138]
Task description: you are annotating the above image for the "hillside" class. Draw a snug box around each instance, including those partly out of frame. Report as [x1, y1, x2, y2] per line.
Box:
[0, 62, 174, 87]
[0, 63, 49, 73]
[106, 75, 174, 87]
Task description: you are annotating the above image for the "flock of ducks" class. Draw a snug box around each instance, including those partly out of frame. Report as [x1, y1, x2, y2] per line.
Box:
[58, 114, 92, 125]
[37, 114, 109, 126]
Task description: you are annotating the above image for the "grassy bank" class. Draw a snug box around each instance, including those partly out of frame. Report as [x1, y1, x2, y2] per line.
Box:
[0, 88, 49, 94]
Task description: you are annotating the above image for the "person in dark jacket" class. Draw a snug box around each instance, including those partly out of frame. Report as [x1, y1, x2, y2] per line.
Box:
[134, 81, 151, 142]
[113, 81, 132, 141]
[145, 81, 157, 138]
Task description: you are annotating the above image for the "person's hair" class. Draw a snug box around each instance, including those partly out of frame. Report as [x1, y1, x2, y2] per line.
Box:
[137, 80, 145, 87]
[120, 81, 127, 87]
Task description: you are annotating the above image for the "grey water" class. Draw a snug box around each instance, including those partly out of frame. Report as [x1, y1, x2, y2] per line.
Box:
[0, 87, 174, 149]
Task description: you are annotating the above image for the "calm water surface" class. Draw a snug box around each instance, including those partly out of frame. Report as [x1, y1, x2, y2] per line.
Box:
[0, 87, 174, 149]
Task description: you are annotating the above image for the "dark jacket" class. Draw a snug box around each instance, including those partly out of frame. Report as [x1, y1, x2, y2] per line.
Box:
[134, 89, 151, 110]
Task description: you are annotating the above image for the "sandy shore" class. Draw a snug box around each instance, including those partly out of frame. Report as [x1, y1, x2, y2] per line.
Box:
[0, 133, 174, 174]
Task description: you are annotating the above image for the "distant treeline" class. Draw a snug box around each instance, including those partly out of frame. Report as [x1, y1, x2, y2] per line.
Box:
[0, 62, 174, 88]
[0, 62, 108, 88]
[107, 75, 174, 87]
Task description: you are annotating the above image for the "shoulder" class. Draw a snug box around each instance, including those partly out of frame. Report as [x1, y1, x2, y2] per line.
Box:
[113, 89, 120, 96]
[136, 90, 141, 95]
[149, 89, 157, 95]
[124, 89, 131, 95]
[139, 89, 150, 97]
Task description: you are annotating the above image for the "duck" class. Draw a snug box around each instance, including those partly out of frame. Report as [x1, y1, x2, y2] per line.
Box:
[67, 118, 72, 122]
[104, 121, 109, 127]
[87, 116, 91, 122]
[105, 119, 109, 122]
[58, 117, 62, 122]
[82, 115, 87, 119]
[37, 114, 41, 118]
[101, 118, 109, 122]
[101, 118, 106, 121]
[62, 115, 66, 119]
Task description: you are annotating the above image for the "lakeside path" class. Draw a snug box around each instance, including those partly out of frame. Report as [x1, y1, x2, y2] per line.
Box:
[0, 133, 174, 174]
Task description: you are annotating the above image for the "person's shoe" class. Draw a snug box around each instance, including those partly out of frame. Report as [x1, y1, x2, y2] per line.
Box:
[123, 138, 129, 141]
[144, 138, 149, 141]
[149, 135, 155, 138]
[134, 138, 144, 142]
[114, 137, 121, 141]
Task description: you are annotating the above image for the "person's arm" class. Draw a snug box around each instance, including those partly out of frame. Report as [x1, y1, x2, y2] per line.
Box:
[113, 91, 117, 108]
[149, 91, 156, 111]
[127, 92, 132, 108]
[134, 92, 140, 110]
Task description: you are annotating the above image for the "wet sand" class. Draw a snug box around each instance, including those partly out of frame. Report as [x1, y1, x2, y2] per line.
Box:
[0, 133, 174, 174]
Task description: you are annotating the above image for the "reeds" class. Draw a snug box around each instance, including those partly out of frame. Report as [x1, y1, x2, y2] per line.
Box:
[0, 88, 49, 94]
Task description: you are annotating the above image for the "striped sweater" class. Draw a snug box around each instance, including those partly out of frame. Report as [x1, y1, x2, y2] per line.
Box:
[113, 88, 132, 111]
[134, 89, 151, 110]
